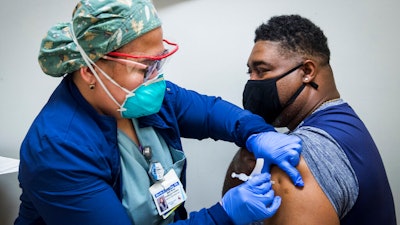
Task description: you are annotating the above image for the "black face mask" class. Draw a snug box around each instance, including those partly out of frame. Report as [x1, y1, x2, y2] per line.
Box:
[243, 63, 318, 124]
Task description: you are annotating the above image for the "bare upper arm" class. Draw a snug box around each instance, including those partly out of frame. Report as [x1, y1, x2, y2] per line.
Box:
[222, 148, 339, 225]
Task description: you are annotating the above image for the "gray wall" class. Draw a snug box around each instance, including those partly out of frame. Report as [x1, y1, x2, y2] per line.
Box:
[1, 0, 399, 224]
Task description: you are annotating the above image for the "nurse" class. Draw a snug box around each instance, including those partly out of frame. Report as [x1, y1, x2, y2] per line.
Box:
[15, 1, 303, 224]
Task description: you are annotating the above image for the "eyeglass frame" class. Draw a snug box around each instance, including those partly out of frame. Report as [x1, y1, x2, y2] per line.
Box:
[102, 39, 179, 81]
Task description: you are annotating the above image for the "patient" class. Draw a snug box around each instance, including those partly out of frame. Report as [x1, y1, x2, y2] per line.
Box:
[223, 15, 396, 225]
[223, 148, 338, 224]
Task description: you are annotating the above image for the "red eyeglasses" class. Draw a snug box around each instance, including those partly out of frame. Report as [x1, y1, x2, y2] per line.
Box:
[103, 39, 179, 81]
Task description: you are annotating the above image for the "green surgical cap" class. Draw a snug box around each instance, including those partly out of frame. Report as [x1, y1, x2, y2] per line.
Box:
[38, 0, 161, 77]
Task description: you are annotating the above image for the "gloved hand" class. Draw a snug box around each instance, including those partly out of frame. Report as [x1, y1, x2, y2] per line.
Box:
[246, 132, 304, 186]
[221, 173, 281, 225]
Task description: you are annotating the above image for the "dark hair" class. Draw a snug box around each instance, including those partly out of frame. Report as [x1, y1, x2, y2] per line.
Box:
[255, 15, 330, 64]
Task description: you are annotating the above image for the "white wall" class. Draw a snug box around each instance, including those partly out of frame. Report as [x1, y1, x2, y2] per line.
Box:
[1, 0, 399, 224]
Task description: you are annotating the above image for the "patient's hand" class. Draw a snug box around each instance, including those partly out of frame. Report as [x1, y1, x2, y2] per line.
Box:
[223, 148, 339, 225]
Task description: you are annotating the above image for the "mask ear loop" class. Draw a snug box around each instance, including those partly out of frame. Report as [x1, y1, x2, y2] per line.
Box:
[69, 22, 128, 112]
[282, 83, 306, 108]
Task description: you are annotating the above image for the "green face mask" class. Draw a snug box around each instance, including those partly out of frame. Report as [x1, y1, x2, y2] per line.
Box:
[90, 61, 167, 118]
[120, 74, 166, 118]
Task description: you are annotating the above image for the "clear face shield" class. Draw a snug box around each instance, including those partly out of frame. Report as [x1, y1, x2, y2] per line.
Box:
[103, 39, 179, 82]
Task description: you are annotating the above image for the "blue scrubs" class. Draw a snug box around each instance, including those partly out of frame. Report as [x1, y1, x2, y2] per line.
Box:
[301, 102, 396, 224]
[15, 75, 274, 225]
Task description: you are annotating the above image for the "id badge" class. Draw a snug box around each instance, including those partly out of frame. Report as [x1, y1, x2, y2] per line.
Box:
[149, 169, 187, 218]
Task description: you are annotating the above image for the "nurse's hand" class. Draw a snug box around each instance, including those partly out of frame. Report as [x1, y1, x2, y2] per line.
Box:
[221, 173, 281, 225]
[246, 132, 304, 186]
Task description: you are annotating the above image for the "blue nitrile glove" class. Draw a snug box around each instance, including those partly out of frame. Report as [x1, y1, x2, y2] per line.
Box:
[221, 173, 281, 225]
[246, 132, 304, 187]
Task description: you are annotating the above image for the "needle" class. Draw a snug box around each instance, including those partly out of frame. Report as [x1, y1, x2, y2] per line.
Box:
[231, 172, 275, 184]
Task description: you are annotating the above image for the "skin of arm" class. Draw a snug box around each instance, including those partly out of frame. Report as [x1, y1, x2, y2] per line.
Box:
[222, 148, 339, 225]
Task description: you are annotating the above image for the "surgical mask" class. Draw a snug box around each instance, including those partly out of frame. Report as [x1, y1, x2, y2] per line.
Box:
[69, 23, 166, 118]
[120, 74, 166, 118]
[243, 64, 310, 124]
[86, 64, 166, 118]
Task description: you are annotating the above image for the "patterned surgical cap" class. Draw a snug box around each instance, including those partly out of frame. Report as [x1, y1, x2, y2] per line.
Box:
[38, 0, 161, 77]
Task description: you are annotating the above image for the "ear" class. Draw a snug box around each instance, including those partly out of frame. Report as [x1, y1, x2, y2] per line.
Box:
[301, 60, 316, 83]
[79, 66, 96, 85]
[301, 60, 319, 89]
